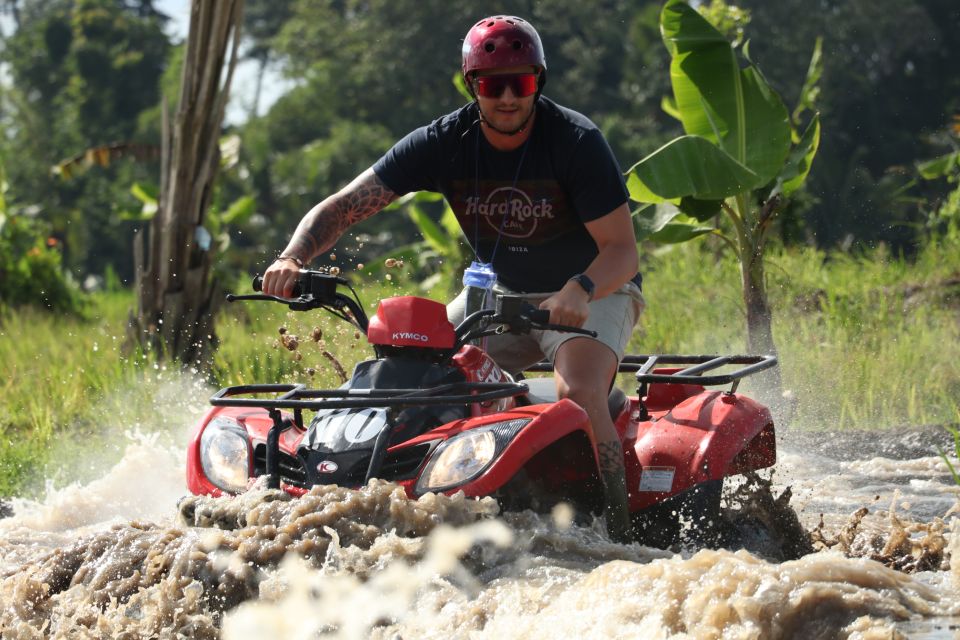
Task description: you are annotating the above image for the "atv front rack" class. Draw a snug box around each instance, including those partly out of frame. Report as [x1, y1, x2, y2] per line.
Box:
[211, 381, 528, 413]
[209, 381, 529, 489]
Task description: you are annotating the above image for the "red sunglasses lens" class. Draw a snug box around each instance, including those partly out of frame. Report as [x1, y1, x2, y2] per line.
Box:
[475, 73, 538, 98]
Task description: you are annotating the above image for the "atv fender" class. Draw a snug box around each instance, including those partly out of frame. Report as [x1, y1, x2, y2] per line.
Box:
[628, 390, 774, 510]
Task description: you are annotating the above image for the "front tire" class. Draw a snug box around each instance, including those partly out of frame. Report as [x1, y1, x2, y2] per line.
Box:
[631, 479, 724, 549]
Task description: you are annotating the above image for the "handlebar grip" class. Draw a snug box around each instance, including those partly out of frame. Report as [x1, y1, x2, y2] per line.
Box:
[253, 275, 303, 298]
[527, 308, 551, 324]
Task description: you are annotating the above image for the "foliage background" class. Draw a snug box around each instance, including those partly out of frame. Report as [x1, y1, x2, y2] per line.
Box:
[2, 0, 956, 288]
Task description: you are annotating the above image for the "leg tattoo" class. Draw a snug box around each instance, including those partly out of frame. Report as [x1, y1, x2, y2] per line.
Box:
[598, 440, 633, 543]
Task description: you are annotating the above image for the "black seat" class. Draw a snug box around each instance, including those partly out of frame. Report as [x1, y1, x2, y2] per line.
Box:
[522, 377, 628, 420]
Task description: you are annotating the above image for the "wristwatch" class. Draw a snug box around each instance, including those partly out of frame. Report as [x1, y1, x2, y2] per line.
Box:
[277, 254, 305, 268]
[569, 273, 595, 301]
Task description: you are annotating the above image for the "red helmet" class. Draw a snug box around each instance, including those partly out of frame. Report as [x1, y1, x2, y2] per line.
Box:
[462, 16, 546, 80]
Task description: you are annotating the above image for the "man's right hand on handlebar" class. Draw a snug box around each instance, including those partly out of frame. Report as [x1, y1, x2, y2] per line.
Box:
[262, 256, 303, 298]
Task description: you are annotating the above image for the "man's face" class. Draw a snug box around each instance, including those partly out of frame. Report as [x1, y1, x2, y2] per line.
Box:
[472, 65, 539, 135]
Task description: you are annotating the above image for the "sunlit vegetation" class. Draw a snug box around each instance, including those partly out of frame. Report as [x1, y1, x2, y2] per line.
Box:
[938, 424, 960, 486]
[641, 238, 960, 430]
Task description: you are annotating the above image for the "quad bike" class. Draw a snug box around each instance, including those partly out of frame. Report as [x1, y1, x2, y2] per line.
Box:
[185, 270, 778, 546]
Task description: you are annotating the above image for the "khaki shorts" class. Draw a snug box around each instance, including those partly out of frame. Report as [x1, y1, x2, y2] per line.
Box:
[447, 280, 645, 375]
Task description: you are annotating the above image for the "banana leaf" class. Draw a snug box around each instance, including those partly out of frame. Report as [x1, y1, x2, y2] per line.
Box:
[660, 0, 790, 185]
[627, 135, 760, 202]
[633, 203, 681, 240]
[221, 195, 256, 225]
[679, 196, 722, 222]
[635, 203, 713, 243]
[777, 114, 821, 197]
[918, 151, 960, 180]
[408, 202, 456, 256]
[649, 220, 714, 244]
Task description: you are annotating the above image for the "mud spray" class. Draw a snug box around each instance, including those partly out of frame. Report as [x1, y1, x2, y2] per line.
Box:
[2, 396, 959, 638]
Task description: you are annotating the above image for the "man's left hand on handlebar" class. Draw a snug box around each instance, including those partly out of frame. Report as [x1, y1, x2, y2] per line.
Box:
[538, 280, 591, 328]
[262, 256, 303, 298]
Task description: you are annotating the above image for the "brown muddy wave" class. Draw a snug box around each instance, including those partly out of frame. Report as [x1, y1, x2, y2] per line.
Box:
[1, 428, 959, 640]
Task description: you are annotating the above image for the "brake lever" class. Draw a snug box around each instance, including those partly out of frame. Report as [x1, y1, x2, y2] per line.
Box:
[226, 292, 319, 311]
[226, 293, 280, 303]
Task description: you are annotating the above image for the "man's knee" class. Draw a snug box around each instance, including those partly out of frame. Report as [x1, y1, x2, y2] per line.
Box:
[556, 376, 607, 412]
[554, 339, 617, 401]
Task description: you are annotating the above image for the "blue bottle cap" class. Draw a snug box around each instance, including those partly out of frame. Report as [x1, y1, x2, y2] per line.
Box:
[462, 261, 496, 289]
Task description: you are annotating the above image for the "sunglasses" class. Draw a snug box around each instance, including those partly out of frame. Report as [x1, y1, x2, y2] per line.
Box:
[472, 73, 539, 98]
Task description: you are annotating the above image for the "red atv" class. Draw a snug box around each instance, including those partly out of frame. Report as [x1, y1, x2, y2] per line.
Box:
[185, 270, 777, 546]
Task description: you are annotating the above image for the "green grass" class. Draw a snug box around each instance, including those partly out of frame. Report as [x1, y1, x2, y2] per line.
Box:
[2, 240, 959, 496]
[937, 422, 960, 486]
[636, 238, 960, 430]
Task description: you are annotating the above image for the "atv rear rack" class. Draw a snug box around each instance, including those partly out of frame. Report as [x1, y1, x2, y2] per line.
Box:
[620, 354, 777, 387]
[527, 354, 776, 389]
[209, 381, 529, 489]
[527, 354, 776, 423]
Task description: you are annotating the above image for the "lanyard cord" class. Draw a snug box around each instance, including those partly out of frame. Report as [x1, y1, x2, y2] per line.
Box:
[473, 118, 532, 266]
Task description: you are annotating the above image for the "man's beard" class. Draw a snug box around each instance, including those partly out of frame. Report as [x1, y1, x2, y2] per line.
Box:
[478, 103, 535, 136]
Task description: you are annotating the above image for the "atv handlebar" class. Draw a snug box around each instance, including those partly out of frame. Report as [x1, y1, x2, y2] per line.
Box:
[226, 271, 595, 352]
[226, 271, 369, 332]
[451, 295, 597, 351]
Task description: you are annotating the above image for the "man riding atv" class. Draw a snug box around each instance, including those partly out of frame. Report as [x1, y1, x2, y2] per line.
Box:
[262, 16, 644, 542]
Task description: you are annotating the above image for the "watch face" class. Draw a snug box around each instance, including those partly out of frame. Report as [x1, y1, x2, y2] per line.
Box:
[573, 274, 594, 297]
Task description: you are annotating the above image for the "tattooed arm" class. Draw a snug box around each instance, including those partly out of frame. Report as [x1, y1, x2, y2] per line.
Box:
[262, 168, 398, 297]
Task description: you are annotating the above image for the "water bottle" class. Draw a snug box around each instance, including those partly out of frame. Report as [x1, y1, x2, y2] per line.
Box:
[462, 261, 496, 318]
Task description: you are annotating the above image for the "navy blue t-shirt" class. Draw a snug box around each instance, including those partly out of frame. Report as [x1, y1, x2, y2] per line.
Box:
[372, 97, 630, 292]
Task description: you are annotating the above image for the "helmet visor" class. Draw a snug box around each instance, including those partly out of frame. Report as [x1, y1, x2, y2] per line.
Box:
[473, 73, 539, 99]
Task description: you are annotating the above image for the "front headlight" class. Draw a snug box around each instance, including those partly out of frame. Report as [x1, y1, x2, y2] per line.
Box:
[200, 416, 251, 493]
[416, 418, 529, 494]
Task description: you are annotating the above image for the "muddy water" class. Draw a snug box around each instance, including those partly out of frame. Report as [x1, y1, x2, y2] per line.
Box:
[1, 427, 959, 639]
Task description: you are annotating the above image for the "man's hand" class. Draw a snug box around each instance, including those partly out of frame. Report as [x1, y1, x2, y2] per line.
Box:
[262, 257, 302, 298]
[539, 280, 591, 327]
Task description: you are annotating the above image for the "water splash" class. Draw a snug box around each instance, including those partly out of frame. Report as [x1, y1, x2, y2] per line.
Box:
[1, 427, 959, 638]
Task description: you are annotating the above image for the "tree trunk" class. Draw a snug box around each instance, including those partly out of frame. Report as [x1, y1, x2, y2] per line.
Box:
[740, 234, 789, 422]
[130, 0, 244, 366]
[250, 52, 268, 120]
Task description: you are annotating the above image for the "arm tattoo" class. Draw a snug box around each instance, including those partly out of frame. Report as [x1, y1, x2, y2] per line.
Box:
[283, 168, 397, 263]
[597, 440, 626, 476]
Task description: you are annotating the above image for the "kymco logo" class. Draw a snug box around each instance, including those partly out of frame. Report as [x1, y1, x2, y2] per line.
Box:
[392, 332, 429, 342]
[317, 460, 339, 473]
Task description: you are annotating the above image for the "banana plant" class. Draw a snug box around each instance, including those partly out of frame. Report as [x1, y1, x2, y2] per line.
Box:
[917, 142, 960, 237]
[628, 0, 821, 379]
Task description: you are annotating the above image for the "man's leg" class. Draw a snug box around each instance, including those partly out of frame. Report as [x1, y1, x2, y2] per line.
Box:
[553, 337, 633, 542]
